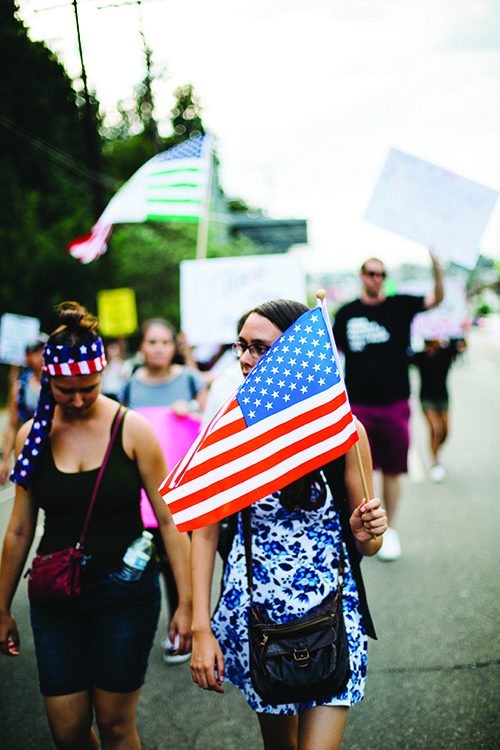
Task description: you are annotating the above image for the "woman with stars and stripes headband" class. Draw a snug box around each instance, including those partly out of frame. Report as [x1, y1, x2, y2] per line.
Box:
[0, 301, 192, 749]
[10, 308, 107, 488]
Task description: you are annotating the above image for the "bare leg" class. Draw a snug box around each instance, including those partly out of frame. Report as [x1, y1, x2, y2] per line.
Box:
[93, 687, 143, 750]
[382, 473, 401, 528]
[439, 411, 449, 450]
[422, 409, 442, 464]
[298, 706, 349, 750]
[257, 713, 299, 750]
[423, 408, 449, 465]
[257, 706, 349, 750]
[44, 691, 98, 750]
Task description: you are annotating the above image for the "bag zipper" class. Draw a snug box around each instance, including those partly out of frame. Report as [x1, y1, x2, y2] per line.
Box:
[260, 611, 335, 639]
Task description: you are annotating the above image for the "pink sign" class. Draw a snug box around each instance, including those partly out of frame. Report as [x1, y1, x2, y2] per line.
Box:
[135, 407, 201, 527]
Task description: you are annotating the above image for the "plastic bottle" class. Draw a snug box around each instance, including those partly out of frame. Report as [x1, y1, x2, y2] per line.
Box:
[115, 531, 154, 581]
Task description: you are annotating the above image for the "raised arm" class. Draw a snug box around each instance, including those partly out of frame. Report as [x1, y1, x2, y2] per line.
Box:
[190, 523, 225, 693]
[123, 410, 192, 653]
[344, 418, 386, 556]
[423, 250, 444, 310]
[0, 422, 39, 655]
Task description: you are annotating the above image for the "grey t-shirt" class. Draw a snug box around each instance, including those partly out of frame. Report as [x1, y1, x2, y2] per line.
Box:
[122, 367, 206, 409]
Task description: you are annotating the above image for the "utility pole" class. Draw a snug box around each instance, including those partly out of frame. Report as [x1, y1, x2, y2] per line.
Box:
[72, 0, 106, 215]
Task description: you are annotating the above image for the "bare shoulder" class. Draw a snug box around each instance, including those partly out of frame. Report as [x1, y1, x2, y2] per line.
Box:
[121, 409, 162, 458]
[15, 420, 33, 452]
[122, 408, 156, 439]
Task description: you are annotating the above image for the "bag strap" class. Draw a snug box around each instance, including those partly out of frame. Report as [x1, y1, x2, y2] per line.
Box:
[322, 458, 377, 640]
[241, 506, 254, 605]
[77, 406, 126, 548]
[241, 502, 344, 610]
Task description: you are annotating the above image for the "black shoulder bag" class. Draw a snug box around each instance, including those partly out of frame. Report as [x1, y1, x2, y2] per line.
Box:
[242, 505, 351, 705]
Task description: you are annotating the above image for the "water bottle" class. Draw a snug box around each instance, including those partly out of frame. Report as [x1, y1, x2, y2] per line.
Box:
[115, 531, 154, 581]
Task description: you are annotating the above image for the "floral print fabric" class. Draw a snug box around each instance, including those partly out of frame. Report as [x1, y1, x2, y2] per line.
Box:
[211, 475, 367, 714]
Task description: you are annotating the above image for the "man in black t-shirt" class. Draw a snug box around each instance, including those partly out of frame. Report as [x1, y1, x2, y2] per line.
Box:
[333, 251, 444, 560]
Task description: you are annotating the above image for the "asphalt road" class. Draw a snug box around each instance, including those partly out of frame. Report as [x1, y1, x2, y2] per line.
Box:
[0, 328, 499, 749]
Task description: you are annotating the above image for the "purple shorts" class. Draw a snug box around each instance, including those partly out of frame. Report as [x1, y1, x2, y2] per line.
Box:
[351, 400, 410, 475]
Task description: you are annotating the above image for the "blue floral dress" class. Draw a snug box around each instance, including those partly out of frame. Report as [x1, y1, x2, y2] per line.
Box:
[211, 473, 367, 714]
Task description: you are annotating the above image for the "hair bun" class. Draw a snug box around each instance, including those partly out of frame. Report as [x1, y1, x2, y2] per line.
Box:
[54, 302, 99, 332]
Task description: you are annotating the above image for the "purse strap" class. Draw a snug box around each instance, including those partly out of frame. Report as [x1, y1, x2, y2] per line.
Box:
[322, 458, 377, 640]
[77, 406, 125, 549]
[241, 500, 344, 610]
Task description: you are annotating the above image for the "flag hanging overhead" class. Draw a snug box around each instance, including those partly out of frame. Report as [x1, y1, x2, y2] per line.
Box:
[68, 135, 212, 263]
[160, 304, 359, 532]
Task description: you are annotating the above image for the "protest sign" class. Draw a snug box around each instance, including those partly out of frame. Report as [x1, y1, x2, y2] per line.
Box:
[364, 148, 499, 269]
[97, 288, 138, 337]
[180, 255, 307, 345]
[0, 313, 40, 365]
[398, 278, 467, 350]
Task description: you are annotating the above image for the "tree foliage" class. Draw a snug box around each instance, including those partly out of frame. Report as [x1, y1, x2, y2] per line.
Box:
[102, 81, 205, 184]
[110, 223, 257, 334]
[0, 1, 258, 370]
[0, 0, 114, 332]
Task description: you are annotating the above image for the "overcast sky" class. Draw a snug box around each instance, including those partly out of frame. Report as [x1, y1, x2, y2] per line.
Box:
[16, 0, 500, 273]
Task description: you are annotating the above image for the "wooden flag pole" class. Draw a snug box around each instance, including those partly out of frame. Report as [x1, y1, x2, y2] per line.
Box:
[315, 289, 377, 538]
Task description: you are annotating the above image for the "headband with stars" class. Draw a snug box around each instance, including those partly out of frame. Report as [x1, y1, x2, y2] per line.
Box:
[10, 339, 107, 489]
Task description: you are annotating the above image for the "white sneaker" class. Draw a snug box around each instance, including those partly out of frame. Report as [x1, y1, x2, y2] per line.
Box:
[163, 648, 191, 665]
[377, 527, 401, 562]
[430, 464, 446, 482]
[161, 636, 191, 665]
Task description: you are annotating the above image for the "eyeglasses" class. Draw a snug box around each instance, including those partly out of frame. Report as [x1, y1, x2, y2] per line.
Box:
[363, 270, 386, 279]
[231, 342, 270, 360]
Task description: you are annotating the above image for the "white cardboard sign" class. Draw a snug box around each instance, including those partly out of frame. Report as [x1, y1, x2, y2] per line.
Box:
[180, 255, 307, 345]
[364, 148, 499, 269]
[0, 313, 41, 365]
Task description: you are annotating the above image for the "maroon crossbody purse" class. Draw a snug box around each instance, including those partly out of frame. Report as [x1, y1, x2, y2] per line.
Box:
[27, 407, 125, 605]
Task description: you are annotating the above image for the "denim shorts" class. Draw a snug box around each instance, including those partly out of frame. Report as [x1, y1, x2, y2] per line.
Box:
[30, 567, 161, 697]
[351, 400, 411, 474]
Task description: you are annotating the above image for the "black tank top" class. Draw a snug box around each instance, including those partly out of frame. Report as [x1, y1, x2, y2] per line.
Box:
[31, 411, 144, 580]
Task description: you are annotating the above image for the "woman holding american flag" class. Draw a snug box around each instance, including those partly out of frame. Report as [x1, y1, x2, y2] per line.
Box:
[189, 299, 387, 750]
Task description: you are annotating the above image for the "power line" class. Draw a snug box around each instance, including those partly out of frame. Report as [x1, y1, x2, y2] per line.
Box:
[0, 115, 117, 190]
[33, 0, 163, 12]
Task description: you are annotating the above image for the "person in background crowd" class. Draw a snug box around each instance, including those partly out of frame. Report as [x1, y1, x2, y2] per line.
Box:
[100, 340, 131, 401]
[0, 333, 48, 484]
[121, 318, 207, 664]
[200, 316, 246, 428]
[0, 302, 191, 750]
[121, 319, 207, 416]
[333, 251, 444, 561]
[190, 299, 387, 750]
[411, 337, 465, 482]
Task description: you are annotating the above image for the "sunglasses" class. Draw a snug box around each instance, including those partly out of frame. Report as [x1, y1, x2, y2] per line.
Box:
[363, 270, 386, 279]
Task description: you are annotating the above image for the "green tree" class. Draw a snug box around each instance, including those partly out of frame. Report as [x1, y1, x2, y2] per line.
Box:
[111, 223, 257, 333]
[0, 0, 114, 331]
[102, 82, 205, 183]
[170, 84, 205, 144]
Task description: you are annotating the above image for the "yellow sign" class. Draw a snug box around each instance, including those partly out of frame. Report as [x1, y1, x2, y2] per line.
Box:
[97, 288, 138, 337]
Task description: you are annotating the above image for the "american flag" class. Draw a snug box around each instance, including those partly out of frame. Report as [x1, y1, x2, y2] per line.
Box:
[68, 135, 212, 263]
[160, 304, 358, 532]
